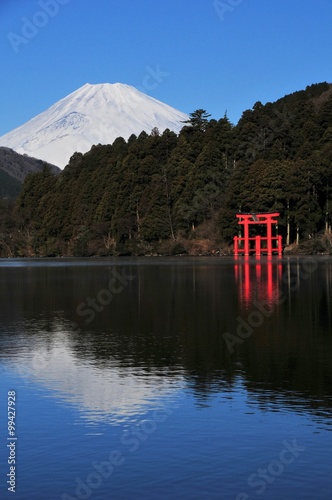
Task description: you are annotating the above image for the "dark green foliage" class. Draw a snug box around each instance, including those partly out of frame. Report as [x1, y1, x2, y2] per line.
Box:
[1, 82, 332, 256]
[0, 169, 21, 198]
[220, 82, 332, 243]
[181, 109, 212, 131]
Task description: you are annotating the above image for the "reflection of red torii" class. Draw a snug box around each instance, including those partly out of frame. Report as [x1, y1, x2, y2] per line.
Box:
[233, 213, 282, 257]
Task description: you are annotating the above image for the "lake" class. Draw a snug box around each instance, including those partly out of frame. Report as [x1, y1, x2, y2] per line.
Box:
[0, 256, 331, 499]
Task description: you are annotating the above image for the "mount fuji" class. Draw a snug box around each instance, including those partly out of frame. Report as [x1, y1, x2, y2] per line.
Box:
[0, 83, 189, 169]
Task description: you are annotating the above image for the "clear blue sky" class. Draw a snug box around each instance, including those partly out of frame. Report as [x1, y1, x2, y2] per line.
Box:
[0, 0, 331, 136]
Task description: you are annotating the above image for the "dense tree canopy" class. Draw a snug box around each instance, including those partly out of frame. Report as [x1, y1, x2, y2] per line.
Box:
[0, 82, 332, 257]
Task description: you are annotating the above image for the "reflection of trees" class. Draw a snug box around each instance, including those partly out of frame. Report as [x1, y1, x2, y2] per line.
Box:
[0, 259, 332, 417]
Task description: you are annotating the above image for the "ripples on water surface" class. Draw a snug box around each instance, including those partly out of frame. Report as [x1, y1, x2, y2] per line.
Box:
[0, 257, 332, 499]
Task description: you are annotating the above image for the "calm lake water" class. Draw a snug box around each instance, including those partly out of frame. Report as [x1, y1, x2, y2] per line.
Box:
[0, 256, 331, 499]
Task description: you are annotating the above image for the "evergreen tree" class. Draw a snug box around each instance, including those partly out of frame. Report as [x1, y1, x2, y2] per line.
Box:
[181, 109, 212, 131]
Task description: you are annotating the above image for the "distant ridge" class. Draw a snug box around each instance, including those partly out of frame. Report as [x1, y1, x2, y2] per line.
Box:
[0, 83, 189, 169]
[0, 147, 60, 198]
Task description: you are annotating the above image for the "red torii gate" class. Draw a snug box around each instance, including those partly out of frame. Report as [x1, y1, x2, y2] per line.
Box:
[233, 213, 282, 257]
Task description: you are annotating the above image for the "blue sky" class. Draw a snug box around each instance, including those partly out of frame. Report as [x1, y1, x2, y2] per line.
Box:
[0, 0, 331, 136]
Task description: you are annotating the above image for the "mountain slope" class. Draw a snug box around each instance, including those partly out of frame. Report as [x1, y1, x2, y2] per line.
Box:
[0, 83, 189, 169]
[0, 147, 60, 182]
[0, 147, 60, 198]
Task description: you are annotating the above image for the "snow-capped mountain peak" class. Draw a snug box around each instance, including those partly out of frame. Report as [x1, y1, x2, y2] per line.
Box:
[0, 83, 188, 168]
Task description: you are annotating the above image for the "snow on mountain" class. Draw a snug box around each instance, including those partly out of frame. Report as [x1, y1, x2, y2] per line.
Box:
[0, 83, 188, 169]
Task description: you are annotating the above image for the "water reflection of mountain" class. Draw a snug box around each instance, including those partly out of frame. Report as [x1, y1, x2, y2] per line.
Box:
[2, 328, 183, 423]
[0, 258, 331, 421]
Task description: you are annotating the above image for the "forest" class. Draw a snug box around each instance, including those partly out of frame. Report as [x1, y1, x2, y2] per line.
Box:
[1, 82, 332, 257]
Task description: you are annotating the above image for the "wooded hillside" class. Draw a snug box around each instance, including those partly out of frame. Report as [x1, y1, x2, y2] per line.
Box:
[1, 82, 332, 257]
